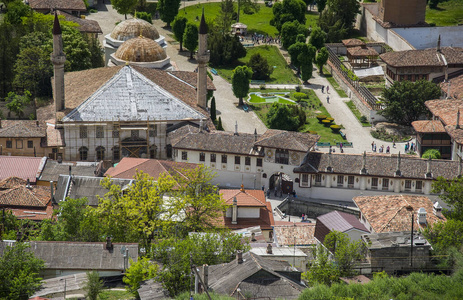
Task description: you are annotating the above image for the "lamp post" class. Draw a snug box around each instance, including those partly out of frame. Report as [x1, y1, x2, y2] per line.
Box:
[406, 206, 414, 268]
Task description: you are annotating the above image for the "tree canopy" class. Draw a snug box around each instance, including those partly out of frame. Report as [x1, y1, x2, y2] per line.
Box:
[422, 148, 441, 159]
[208, 29, 246, 66]
[271, 0, 307, 32]
[247, 53, 273, 80]
[280, 20, 307, 49]
[267, 103, 305, 131]
[5, 90, 32, 119]
[380, 80, 441, 125]
[309, 27, 326, 50]
[111, 0, 138, 19]
[183, 23, 198, 59]
[318, 0, 360, 42]
[157, 0, 182, 27]
[231, 65, 253, 106]
[172, 16, 188, 51]
[316, 47, 329, 74]
[432, 176, 463, 220]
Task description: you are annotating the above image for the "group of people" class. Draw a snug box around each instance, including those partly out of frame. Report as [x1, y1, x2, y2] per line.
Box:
[371, 142, 391, 153]
[248, 33, 281, 45]
[405, 142, 416, 152]
[321, 85, 330, 103]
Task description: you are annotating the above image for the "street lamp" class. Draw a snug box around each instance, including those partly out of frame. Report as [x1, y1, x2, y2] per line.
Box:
[406, 205, 414, 268]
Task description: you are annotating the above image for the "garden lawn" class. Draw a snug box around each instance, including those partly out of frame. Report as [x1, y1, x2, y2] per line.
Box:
[217, 45, 299, 84]
[179, 3, 319, 36]
[426, 0, 463, 26]
[98, 289, 133, 300]
[250, 89, 345, 143]
[345, 100, 370, 127]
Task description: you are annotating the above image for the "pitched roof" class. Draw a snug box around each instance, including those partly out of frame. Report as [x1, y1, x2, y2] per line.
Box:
[294, 151, 460, 179]
[205, 251, 304, 298]
[254, 129, 319, 152]
[317, 211, 369, 233]
[0, 120, 46, 138]
[223, 202, 275, 230]
[9, 205, 54, 221]
[425, 99, 463, 126]
[32, 273, 87, 298]
[411, 120, 445, 133]
[440, 72, 463, 100]
[342, 39, 366, 47]
[39, 160, 100, 182]
[138, 279, 170, 300]
[353, 195, 446, 233]
[56, 10, 102, 34]
[380, 47, 463, 67]
[104, 157, 197, 180]
[273, 223, 316, 246]
[0, 156, 46, 183]
[28, 0, 87, 11]
[220, 189, 267, 207]
[347, 46, 378, 57]
[0, 176, 27, 189]
[444, 124, 463, 144]
[0, 185, 50, 207]
[46, 122, 65, 147]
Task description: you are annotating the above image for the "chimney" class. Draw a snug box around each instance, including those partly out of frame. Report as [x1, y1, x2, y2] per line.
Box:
[50, 181, 55, 203]
[417, 207, 427, 225]
[36, 120, 39, 127]
[199, 119, 203, 132]
[325, 148, 333, 172]
[254, 128, 258, 142]
[251, 232, 256, 241]
[234, 121, 238, 136]
[232, 196, 238, 224]
[236, 251, 243, 264]
[51, 11, 66, 116]
[437, 35, 441, 52]
[266, 243, 273, 254]
[106, 236, 113, 250]
[425, 157, 432, 179]
[202, 264, 209, 290]
[360, 151, 367, 174]
[395, 152, 402, 177]
[433, 201, 443, 218]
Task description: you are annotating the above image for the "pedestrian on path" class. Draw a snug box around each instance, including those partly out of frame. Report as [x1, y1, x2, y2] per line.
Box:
[371, 141, 375, 151]
[327, 86, 330, 93]
[327, 95, 330, 103]
[321, 86, 324, 93]
[393, 139, 396, 148]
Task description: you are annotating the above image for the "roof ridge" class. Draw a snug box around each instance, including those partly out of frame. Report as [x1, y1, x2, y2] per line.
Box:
[378, 198, 408, 232]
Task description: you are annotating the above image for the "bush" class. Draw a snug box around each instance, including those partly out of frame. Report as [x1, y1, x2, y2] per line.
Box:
[316, 114, 327, 123]
[259, 84, 266, 90]
[247, 53, 273, 80]
[295, 85, 302, 92]
[294, 92, 306, 101]
[89, 8, 98, 13]
[330, 124, 341, 133]
[359, 115, 367, 123]
[326, 117, 334, 123]
[322, 119, 332, 127]
[135, 11, 152, 24]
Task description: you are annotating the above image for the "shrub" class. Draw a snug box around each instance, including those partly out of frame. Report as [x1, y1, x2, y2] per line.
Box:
[330, 124, 341, 133]
[89, 8, 98, 13]
[135, 11, 152, 24]
[322, 119, 332, 127]
[294, 92, 306, 102]
[259, 84, 266, 90]
[295, 85, 302, 92]
[316, 115, 327, 123]
[360, 115, 367, 123]
[326, 117, 334, 123]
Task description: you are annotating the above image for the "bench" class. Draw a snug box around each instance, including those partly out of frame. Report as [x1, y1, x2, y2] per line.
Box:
[243, 43, 254, 47]
[243, 104, 249, 112]
[210, 68, 218, 75]
[250, 80, 265, 85]
[339, 131, 347, 140]
[316, 142, 331, 147]
[336, 142, 353, 147]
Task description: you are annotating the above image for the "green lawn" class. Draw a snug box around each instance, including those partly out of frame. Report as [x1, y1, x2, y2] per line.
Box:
[345, 100, 371, 127]
[249, 89, 345, 143]
[179, 3, 319, 36]
[98, 289, 133, 300]
[216, 45, 299, 84]
[426, 0, 463, 26]
[248, 93, 294, 104]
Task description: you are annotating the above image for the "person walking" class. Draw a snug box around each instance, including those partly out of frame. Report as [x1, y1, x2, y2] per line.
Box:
[321, 86, 324, 93]
[326, 85, 330, 93]
[327, 95, 330, 103]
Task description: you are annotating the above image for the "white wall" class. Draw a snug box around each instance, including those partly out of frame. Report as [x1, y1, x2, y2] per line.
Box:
[393, 26, 463, 50]
[225, 207, 260, 218]
[345, 228, 370, 241]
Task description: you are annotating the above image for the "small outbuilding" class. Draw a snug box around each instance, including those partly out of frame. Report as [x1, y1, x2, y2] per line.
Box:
[231, 23, 248, 36]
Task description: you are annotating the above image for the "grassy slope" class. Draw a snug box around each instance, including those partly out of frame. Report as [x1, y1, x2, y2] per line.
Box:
[426, 0, 463, 26]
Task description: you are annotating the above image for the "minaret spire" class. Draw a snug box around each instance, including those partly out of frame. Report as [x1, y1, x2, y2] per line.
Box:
[51, 12, 66, 117]
[196, 8, 210, 109]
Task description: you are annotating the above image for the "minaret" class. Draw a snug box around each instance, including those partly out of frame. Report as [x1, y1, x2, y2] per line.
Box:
[196, 9, 209, 109]
[51, 12, 66, 117]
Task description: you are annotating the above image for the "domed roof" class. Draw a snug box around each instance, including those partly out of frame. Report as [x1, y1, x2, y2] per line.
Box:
[115, 36, 167, 62]
[110, 18, 160, 41]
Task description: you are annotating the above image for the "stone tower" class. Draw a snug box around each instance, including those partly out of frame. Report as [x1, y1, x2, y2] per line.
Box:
[196, 10, 209, 109]
[379, 0, 426, 26]
[51, 12, 66, 116]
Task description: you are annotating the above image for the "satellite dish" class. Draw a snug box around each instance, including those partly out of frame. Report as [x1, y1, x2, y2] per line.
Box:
[120, 245, 126, 255]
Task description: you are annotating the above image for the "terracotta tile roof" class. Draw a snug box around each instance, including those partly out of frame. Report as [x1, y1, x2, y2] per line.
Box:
[273, 223, 316, 246]
[426, 99, 463, 126]
[317, 210, 369, 233]
[0, 176, 27, 189]
[220, 189, 267, 207]
[342, 39, 366, 47]
[0, 120, 46, 138]
[28, 0, 87, 11]
[444, 125, 463, 144]
[0, 185, 51, 207]
[105, 157, 198, 180]
[223, 202, 275, 230]
[353, 195, 446, 233]
[411, 120, 445, 133]
[57, 10, 102, 34]
[380, 47, 463, 67]
[440, 73, 463, 100]
[255, 129, 319, 152]
[347, 46, 378, 57]
[9, 205, 54, 221]
[0, 156, 46, 183]
[294, 151, 460, 179]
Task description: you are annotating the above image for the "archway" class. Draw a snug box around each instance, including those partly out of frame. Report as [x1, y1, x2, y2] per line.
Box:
[269, 172, 293, 196]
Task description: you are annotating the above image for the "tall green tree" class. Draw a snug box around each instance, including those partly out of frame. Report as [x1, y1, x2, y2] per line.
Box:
[3, 0, 31, 25]
[0, 23, 19, 98]
[299, 44, 316, 82]
[5, 90, 32, 119]
[318, 0, 360, 42]
[267, 103, 301, 131]
[172, 16, 188, 52]
[216, 0, 236, 34]
[123, 257, 158, 299]
[231, 65, 253, 106]
[324, 231, 366, 276]
[424, 219, 463, 254]
[157, 0, 182, 27]
[208, 30, 246, 66]
[315, 47, 329, 74]
[247, 53, 273, 80]
[217, 116, 224, 130]
[183, 23, 198, 59]
[270, 0, 307, 32]
[302, 244, 340, 286]
[280, 20, 307, 49]
[317, 0, 327, 12]
[210, 96, 217, 121]
[0, 242, 44, 300]
[83, 271, 104, 300]
[379, 80, 441, 125]
[432, 176, 463, 220]
[111, 0, 138, 19]
[309, 27, 326, 50]
[288, 41, 306, 73]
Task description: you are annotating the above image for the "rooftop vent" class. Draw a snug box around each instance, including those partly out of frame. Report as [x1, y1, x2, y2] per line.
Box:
[433, 201, 443, 218]
[417, 207, 427, 225]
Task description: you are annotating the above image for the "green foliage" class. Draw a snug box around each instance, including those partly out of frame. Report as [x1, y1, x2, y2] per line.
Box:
[0, 23, 20, 98]
[316, 47, 329, 74]
[134, 11, 152, 23]
[172, 16, 188, 51]
[318, 0, 360, 42]
[210, 96, 217, 121]
[340, 64, 358, 81]
[183, 23, 198, 59]
[267, 103, 304, 131]
[302, 244, 340, 286]
[0, 242, 45, 300]
[157, 0, 182, 26]
[423, 219, 463, 255]
[317, 0, 328, 12]
[217, 116, 224, 130]
[309, 27, 327, 50]
[84, 271, 104, 300]
[432, 176, 463, 220]
[123, 257, 158, 298]
[111, 0, 138, 18]
[280, 20, 307, 49]
[429, 0, 441, 9]
[208, 30, 246, 66]
[422, 148, 442, 159]
[232, 65, 253, 106]
[270, 0, 307, 32]
[380, 80, 441, 125]
[247, 53, 273, 80]
[84, 35, 105, 69]
[288, 42, 306, 71]
[300, 44, 316, 82]
[216, 0, 236, 34]
[294, 92, 307, 101]
[5, 90, 32, 119]
[3, 0, 32, 25]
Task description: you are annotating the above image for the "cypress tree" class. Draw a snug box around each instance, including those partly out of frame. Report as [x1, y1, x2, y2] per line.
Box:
[210, 97, 217, 121]
[217, 117, 224, 130]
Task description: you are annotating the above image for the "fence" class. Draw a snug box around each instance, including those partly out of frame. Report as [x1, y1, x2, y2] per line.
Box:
[327, 47, 382, 111]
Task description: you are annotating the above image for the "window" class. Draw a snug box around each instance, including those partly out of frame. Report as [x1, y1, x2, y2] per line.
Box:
[27, 141, 33, 148]
[113, 147, 120, 161]
[200, 152, 206, 162]
[131, 130, 139, 139]
[182, 151, 188, 160]
[79, 126, 87, 138]
[16, 140, 23, 149]
[245, 157, 251, 166]
[210, 153, 216, 163]
[79, 146, 88, 161]
[6, 140, 12, 148]
[149, 125, 156, 137]
[221, 155, 227, 164]
[348, 176, 354, 188]
[407, 75, 412, 81]
[96, 126, 104, 138]
[150, 145, 156, 159]
[96, 146, 105, 160]
[371, 177, 378, 189]
[275, 149, 289, 164]
[301, 174, 309, 186]
[416, 180, 423, 191]
[405, 180, 412, 190]
[256, 158, 263, 167]
[112, 125, 119, 138]
[235, 156, 241, 165]
[315, 174, 322, 184]
[337, 175, 344, 187]
[383, 178, 389, 190]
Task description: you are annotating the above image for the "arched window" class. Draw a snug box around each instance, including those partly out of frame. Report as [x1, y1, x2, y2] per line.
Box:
[79, 146, 88, 161]
[150, 145, 157, 159]
[112, 146, 120, 161]
[96, 146, 105, 161]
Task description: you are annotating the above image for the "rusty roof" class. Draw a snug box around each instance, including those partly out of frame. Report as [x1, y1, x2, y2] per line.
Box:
[440, 73, 463, 100]
[0, 176, 27, 189]
[426, 99, 463, 126]
[254, 129, 319, 152]
[411, 120, 446, 133]
[273, 223, 316, 246]
[353, 195, 445, 233]
[221, 202, 275, 230]
[220, 189, 267, 207]
[28, 0, 87, 11]
[347, 46, 378, 57]
[342, 39, 366, 47]
[0, 120, 46, 138]
[380, 47, 463, 67]
[0, 156, 46, 183]
[9, 205, 54, 221]
[0, 185, 50, 207]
